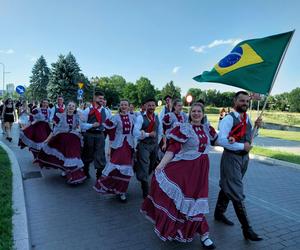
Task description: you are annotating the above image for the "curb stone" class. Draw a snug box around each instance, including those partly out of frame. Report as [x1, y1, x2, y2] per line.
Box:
[0, 141, 30, 250]
[213, 146, 300, 170]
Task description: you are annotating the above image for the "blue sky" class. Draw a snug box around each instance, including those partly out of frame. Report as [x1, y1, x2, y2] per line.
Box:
[0, 0, 299, 96]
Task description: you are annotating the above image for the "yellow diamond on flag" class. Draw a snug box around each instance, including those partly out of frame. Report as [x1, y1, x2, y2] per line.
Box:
[78, 82, 84, 89]
[214, 43, 263, 76]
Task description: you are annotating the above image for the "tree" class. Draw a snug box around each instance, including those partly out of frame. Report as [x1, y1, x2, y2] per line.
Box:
[136, 77, 156, 104]
[94, 77, 120, 107]
[288, 87, 300, 112]
[219, 92, 235, 107]
[123, 82, 139, 106]
[29, 56, 50, 101]
[186, 88, 206, 104]
[161, 81, 181, 100]
[110, 75, 127, 97]
[47, 52, 88, 103]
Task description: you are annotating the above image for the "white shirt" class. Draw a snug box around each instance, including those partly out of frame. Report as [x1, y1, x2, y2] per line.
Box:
[218, 111, 252, 151]
[50, 104, 65, 121]
[133, 113, 163, 140]
[159, 106, 171, 122]
[80, 105, 111, 131]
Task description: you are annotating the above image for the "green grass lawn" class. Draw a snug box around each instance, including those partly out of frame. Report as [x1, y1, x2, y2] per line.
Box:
[206, 113, 300, 142]
[113, 106, 300, 141]
[0, 146, 13, 250]
[258, 129, 300, 142]
[252, 146, 300, 165]
[262, 111, 300, 127]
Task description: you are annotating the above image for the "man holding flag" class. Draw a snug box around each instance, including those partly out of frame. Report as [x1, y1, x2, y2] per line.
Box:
[215, 91, 263, 241]
[193, 30, 294, 241]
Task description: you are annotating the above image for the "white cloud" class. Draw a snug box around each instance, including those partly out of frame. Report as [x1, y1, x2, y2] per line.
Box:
[0, 49, 15, 54]
[172, 66, 181, 74]
[190, 38, 242, 54]
[190, 46, 206, 53]
[30, 56, 37, 62]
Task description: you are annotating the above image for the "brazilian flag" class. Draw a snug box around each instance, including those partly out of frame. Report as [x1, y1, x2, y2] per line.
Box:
[193, 31, 294, 95]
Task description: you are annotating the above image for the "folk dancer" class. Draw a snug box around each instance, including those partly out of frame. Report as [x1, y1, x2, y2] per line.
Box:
[141, 103, 218, 249]
[214, 91, 263, 241]
[133, 98, 162, 198]
[81, 91, 111, 179]
[94, 100, 135, 202]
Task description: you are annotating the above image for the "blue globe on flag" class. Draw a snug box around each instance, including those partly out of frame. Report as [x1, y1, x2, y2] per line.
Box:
[218, 47, 243, 68]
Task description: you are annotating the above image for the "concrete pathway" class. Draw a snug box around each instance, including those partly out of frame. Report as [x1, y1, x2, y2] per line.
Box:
[1, 124, 300, 250]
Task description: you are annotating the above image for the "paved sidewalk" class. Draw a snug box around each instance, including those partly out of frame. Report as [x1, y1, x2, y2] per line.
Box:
[1, 125, 300, 250]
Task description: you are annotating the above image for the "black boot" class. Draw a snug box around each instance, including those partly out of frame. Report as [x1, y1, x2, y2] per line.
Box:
[214, 190, 234, 226]
[96, 169, 102, 179]
[83, 164, 90, 179]
[232, 201, 263, 241]
[141, 181, 149, 199]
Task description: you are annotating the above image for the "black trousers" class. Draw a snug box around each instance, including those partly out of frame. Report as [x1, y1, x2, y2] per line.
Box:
[82, 132, 106, 172]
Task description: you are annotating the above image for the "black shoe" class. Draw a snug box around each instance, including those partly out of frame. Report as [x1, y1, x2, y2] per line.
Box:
[243, 228, 263, 241]
[201, 238, 216, 249]
[83, 164, 90, 178]
[96, 169, 102, 179]
[214, 213, 234, 226]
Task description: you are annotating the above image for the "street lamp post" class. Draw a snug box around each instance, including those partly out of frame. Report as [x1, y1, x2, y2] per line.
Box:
[0, 62, 5, 95]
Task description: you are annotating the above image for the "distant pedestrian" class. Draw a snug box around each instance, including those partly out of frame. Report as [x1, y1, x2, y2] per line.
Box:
[218, 108, 227, 130]
[2, 98, 15, 142]
[0, 100, 5, 134]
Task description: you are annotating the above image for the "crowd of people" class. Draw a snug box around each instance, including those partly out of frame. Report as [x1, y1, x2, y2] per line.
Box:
[1, 90, 263, 249]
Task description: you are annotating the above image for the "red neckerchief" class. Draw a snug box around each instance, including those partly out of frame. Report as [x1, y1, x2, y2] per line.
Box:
[228, 112, 247, 141]
[41, 108, 48, 119]
[57, 104, 64, 113]
[175, 113, 183, 123]
[89, 103, 102, 123]
[145, 112, 155, 133]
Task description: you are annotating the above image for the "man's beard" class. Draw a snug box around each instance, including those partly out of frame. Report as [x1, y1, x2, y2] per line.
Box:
[236, 105, 248, 113]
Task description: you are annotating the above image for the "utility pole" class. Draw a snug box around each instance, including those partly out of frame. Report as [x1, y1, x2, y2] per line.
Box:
[0, 62, 5, 95]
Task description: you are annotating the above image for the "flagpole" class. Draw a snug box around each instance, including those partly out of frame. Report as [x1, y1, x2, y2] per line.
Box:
[251, 30, 295, 142]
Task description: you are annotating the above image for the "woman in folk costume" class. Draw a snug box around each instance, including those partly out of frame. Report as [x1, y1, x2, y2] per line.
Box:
[18, 101, 30, 129]
[37, 101, 86, 184]
[19, 99, 52, 159]
[141, 103, 218, 249]
[94, 100, 134, 202]
[161, 98, 188, 152]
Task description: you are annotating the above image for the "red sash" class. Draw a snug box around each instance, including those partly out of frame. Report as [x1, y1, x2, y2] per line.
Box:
[88, 103, 102, 123]
[228, 112, 247, 141]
